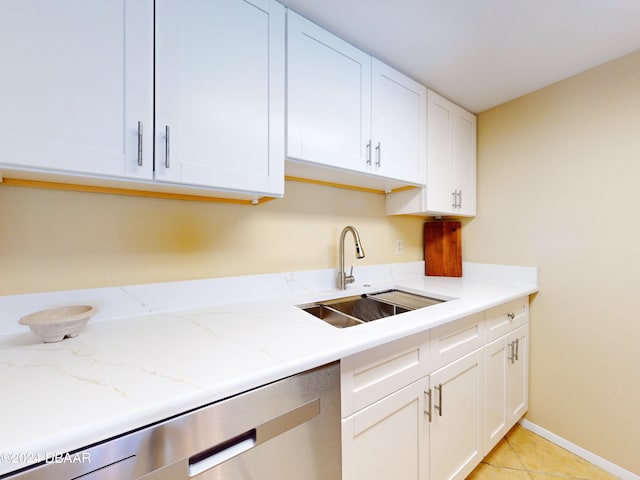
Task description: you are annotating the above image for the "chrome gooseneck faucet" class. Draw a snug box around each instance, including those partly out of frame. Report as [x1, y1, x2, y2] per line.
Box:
[338, 226, 365, 289]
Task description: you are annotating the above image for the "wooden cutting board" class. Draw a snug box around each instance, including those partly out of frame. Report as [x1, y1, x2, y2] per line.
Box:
[424, 221, 462, 277]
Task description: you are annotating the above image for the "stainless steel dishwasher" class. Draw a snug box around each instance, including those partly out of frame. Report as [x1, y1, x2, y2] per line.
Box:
[3, 362, 341, 480]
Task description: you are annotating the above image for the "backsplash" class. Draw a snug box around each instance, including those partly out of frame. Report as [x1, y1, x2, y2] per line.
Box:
[0, 261, 537, 336]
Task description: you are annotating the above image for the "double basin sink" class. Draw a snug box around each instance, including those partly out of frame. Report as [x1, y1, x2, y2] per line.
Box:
[299, 289, 445, 328]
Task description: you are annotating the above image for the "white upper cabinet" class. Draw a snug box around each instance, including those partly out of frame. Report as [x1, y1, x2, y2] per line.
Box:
[0, 0, 153, 179]
[155, 0, 285, 197]
[424, 92, 453, 214]
[286, 10, 371, 173]
[451, 104, 477, 215]
[370, 59, 426, 184]
[286, 11, 426, 190]
[426, 90, 476, 215]
[386, 90, 477, 216]
[0, 0, 284, 199]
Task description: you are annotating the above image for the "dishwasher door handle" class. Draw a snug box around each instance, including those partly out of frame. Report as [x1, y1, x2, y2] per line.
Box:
[188, 430, 256, 477]
[188, 398, 320, 477]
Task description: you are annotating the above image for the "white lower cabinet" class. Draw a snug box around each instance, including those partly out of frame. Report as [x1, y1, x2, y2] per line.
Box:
[342, 377, 429, 480]
[341, 297, 530, 480]
[484, 333, 509, 451]
[342, 346, 484, 480]
[428, 349, 484, 480]
[485, 324, 529, 453]
[341, 332, 429, 480]
[507, 325, 529, 424]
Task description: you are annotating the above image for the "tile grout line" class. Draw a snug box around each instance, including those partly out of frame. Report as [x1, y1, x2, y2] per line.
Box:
[480, 460, 532, 475]
[469, 424, 625, 479]
[504, 430, 600, 480]
[504, 435, 536, 480]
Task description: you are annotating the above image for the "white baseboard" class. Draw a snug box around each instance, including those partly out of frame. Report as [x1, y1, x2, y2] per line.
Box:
[519, 419, 639, 480]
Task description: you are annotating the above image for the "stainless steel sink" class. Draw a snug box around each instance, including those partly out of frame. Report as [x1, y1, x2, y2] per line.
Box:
[299, 289, 445, 328]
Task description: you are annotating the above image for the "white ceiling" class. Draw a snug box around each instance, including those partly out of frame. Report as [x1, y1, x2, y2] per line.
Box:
[278, 0, 640, 113]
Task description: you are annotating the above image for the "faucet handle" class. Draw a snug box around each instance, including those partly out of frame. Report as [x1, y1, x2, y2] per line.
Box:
[345, 266, 355, 285]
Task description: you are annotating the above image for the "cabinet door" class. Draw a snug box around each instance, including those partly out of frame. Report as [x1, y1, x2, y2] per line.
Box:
[425, 90, 454, 214]
[342, 378, 428, 480]
[155, 0, 285, 196]
[484, 323, 529, 454]
[484, 336, 508, 453]
[451, 107, 477, 215]
[429, 349, 484, 480]
[507, 324, 529, 424]
[371, 59, 426, 185]
[0, 0, 153, 179]
[286, 10, 371, 173]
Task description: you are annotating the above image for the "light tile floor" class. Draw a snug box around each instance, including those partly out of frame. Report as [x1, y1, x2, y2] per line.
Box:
[466, 424, 619, 480]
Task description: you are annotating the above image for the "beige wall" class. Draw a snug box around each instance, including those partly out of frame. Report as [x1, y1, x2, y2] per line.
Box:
[464, 49, 640, 474]
[0, 180, 424, 295]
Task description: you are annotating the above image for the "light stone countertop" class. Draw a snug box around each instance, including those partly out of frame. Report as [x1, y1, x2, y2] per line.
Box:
[0, 261, 538, 476]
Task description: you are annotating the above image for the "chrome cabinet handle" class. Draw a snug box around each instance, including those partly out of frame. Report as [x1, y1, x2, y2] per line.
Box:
[424, 388, 432, 422]
[366, 140, 372, 165]
[375, 142, 381, 167]
[514, 338, 520, 361]
[165, 125, 170, 168]
[452, 190, 462, 208]
[451, 190, 462, 208]
[137, 121, 143, 166]
[508, 341, 516, 364]
[434, 383, 443, 416]
[507, 312, 515, 320]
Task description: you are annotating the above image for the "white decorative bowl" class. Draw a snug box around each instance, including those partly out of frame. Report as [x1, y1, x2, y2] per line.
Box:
[19, 305, 96, 343]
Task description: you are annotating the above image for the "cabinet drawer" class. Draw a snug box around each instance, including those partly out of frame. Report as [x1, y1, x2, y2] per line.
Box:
[341, 331, 429, 417]
[429, 312, 484, 371]
[485, 297, 529, 342]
